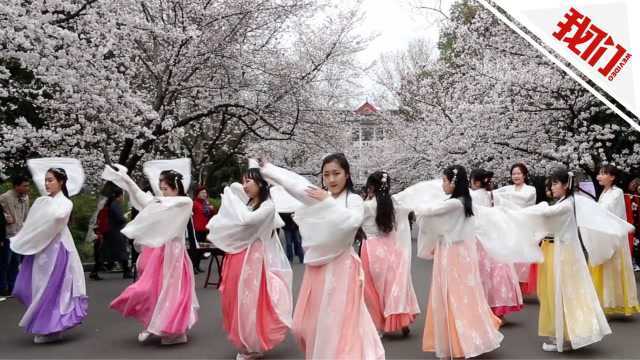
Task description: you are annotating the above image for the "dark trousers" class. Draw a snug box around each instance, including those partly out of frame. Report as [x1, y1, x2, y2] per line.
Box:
[188, 232, 206, 270]
[93, 237, 130, 275]
[92, 237, 103, 274]
[0, 238, 22, 292]
[284, 228, 304, 263]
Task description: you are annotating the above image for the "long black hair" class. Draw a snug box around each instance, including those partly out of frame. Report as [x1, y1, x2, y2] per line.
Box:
[47, 168, 70, 198]
[549, 167, 591, 260]
[159, 170, 186, 196]
[548, 167, 575, 199]
[548, 167, 594, 200]
[320, 153, 354, 194]
[366, 171, 396, 234]
[469, 168, 494, 191]
[599, 164, 621, 187]
[105, 187, 124, 208]
[444, 165, 473, 217]
[243, 168, 270, 209]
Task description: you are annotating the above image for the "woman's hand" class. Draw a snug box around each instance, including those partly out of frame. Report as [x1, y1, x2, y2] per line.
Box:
[305, 186, 330, 201]
[257, 157, 269, 168]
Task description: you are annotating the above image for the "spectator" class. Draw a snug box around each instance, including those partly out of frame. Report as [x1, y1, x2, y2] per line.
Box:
[104, 188, 132, 278]
[280, 212, 304, 263]
[0, 175, 30, 296]
[191, 186, 217, 273]
[90, 197, 109, 280]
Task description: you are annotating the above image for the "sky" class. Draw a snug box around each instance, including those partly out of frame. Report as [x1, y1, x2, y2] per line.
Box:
[351, 0, 454, 108]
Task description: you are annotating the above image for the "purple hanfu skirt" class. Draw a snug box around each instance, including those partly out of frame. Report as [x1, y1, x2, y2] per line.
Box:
[12, 238, 88, 335]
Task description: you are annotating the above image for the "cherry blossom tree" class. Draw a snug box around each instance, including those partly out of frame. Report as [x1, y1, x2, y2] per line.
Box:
[375, 0, 639, 186]
[1, 0, 368, 186]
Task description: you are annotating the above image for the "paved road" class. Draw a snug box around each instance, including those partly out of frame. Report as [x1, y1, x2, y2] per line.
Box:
[1, 244, 640, 359]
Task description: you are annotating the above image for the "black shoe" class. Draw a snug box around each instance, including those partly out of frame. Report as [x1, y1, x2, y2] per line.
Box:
[401, 326, 410, 337]
[89, 273, 103, 281]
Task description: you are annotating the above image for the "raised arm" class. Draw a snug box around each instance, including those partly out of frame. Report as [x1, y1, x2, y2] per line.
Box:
[415, 198, 461, 217]
[533, 198, 572, 218]
[260, 163, 317, 207]
[101, 164, 153, 211]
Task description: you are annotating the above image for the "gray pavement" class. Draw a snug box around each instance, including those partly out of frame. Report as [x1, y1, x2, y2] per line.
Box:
[1, 245, 640, 359]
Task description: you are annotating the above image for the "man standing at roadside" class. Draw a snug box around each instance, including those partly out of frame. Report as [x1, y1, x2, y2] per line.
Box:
[0, 175, 30, 296]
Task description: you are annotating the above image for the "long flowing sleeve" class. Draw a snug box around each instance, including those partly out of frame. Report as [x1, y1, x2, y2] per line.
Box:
[121, 196, 193, 248]
[415, 199, 462, 217]
[207, 184, 278, 253]
[260, 162, 364, 265]
[474, 203, 547, 264]
[10, 194, 73, 255]
[390, 197, 413, 259]
[575, 195, 634, 265]
[393, 179, 448, 212]
[260, 163, 317, 207]
[415, 199, 470, 259]
[494, 185, 536, 209]
[101, 164, 153, 211]
[294, 192, 364, 266]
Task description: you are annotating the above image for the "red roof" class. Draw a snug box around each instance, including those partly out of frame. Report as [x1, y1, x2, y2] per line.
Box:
[355, 101, 378, 115]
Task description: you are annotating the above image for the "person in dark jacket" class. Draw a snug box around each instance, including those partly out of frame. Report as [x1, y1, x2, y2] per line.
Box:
[280, 212, 304, 263]
[102, 189, 132, 279]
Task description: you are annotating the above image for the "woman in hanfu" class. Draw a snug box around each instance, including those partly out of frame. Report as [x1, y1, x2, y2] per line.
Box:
[259, 154, 385, 360]
[207, 165, 293, 360]
[469, 169, 523, 319]
[11, 158, 88, 344]
[410, 165, 543, 358]
[103, 159, 199, 346]
[360, 171, 420, 336]
[522, 167, 633, 352]
[589, 164, 640, 316]
[494, 163, 538, 295]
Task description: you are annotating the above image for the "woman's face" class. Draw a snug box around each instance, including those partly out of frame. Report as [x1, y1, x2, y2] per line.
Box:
[551, 180, 568, 199]
[44, 172, 62, 195]
[322, 160, 348, 196]
[511, 167, 525, 185]
[442, 176, 455, 194]
[198, 189, 208, 200]
[596, 170, 614, 188]
[242, 176, 260, 199]
[470, 180, 482, 190]
[159, 180, 178, 197]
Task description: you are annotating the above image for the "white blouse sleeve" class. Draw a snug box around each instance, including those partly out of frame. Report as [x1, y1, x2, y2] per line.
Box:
[415, 198, 461, 217]
[260, 163, 317, 207]
[293, 192, 364, 265]
[101, 164, 154, 210]
[10, 195, 73, 255]
[121, 196, 193, 248]
[207, 186, 277, 253]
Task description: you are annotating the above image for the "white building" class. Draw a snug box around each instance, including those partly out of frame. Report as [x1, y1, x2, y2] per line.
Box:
[346, 101, 396, 186]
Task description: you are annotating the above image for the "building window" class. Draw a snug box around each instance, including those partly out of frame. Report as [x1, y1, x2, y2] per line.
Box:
[362, 127, 373, 141]
[352, 128, 360, 142]
[375, 127, 384, 141]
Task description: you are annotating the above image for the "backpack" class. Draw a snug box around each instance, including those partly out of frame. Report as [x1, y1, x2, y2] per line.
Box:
[97, 206, 110, 236]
